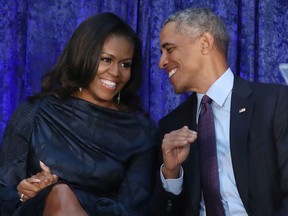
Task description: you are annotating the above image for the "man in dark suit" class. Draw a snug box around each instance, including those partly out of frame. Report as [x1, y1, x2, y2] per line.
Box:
[150, 7, 288, 216]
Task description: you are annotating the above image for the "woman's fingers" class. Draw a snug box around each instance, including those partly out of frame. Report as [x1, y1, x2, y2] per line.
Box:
[38, 161, 56, 182]
[40, 161, 51, 173]
[17, 179, 41, 201]
[17, 162, 58, 202]
[52, 174, 58, 183]
[26, 177, 41, 184]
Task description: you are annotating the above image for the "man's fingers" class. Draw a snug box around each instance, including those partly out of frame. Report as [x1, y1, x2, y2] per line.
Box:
[163, 128, 197, 147]
[170, 127, 197, 138]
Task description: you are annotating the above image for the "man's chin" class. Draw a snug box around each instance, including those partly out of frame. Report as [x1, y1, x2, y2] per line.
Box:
[172, 86, 185, 94]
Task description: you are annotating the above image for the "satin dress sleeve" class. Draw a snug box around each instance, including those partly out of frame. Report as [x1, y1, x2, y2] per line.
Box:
[0, 100, 39, 215]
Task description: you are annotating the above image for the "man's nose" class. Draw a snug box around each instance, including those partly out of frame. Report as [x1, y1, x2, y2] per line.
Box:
[158, 53, 168, 69]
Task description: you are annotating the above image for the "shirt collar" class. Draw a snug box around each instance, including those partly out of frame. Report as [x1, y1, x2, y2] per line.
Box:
[197, 68, 234, 107]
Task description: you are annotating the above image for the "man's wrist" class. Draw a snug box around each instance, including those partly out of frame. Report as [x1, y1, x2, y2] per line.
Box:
[162, 164, 181, 179]
[160, 164, 183, 195]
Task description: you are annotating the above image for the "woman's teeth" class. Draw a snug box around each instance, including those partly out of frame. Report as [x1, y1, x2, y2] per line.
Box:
[101, 79, 116, 89]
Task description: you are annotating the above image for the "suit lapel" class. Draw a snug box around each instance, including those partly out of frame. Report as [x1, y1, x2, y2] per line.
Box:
[177, 93, 198, 131]
[181, 94, 202, 214]
[230, 76, 254, 213]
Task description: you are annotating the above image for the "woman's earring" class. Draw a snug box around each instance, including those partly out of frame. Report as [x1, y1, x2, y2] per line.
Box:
[117, 92, 121, 104]
[79, 87, 82, 92]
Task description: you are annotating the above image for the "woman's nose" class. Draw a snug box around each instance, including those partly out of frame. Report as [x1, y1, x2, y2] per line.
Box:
[109, 64, 120, 76]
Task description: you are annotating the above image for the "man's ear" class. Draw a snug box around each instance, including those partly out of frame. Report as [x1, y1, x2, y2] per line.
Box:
[200, 32, 214, 55]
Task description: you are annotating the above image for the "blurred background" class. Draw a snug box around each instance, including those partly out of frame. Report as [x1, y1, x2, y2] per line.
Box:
[0, 0, 288, 140]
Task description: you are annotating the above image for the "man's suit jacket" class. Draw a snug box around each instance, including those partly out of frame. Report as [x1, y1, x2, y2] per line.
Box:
[150, 75, 288, 216]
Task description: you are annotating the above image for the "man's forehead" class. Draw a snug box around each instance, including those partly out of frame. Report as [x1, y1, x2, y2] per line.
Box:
[160, 22, 178, 42]
[161, 21, 177, 33]
[160, 22, 199, 42]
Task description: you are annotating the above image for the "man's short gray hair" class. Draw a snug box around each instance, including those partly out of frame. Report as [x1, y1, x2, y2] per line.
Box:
[164, 8, 230, 57]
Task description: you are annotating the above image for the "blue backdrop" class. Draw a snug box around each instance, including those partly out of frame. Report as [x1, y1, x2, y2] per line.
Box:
[0, 0, 288, 140]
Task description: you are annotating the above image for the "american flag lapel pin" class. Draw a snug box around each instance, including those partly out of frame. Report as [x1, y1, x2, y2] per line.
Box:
[239, 108, 246, 113]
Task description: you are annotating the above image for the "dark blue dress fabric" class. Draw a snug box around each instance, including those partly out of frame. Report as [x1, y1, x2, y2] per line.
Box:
[0, 96, 157, 216]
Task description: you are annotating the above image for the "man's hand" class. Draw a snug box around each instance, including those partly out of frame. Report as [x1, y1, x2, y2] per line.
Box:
[162, 126, 197, 179]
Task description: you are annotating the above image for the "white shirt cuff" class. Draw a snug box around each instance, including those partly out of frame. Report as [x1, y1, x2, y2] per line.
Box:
[160, 164, 183, 195]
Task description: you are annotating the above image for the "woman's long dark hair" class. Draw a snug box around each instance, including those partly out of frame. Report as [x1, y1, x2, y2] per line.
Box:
[30, 13, 143, 111]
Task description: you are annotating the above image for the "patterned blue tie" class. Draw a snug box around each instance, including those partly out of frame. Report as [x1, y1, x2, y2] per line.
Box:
[198, 95, 225, 216]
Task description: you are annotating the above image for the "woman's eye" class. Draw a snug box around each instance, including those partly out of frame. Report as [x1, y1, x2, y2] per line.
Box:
[120, 62, 132, 69]
[101, 57, 112, 63]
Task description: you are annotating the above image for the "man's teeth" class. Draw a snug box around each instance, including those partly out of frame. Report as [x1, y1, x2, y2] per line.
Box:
[169, 68, 177, 78]
[101, 79, 116, 88]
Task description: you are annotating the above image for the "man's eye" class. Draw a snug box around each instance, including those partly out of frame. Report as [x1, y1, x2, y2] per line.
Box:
[167, 47, 174, 53]
[120, 62, 132, 68]
[101, 58, 112, 63]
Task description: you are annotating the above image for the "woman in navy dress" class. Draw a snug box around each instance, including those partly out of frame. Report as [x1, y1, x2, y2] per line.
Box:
[0, 12, 157, 216]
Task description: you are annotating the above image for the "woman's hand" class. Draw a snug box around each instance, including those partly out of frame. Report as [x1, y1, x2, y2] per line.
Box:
[17, 161, 58, 202]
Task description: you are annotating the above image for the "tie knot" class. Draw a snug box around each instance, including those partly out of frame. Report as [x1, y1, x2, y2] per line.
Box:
[201, 95, 212, 104]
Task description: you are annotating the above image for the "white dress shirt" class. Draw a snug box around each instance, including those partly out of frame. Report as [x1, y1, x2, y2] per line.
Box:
[160, 68, 248, 216]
